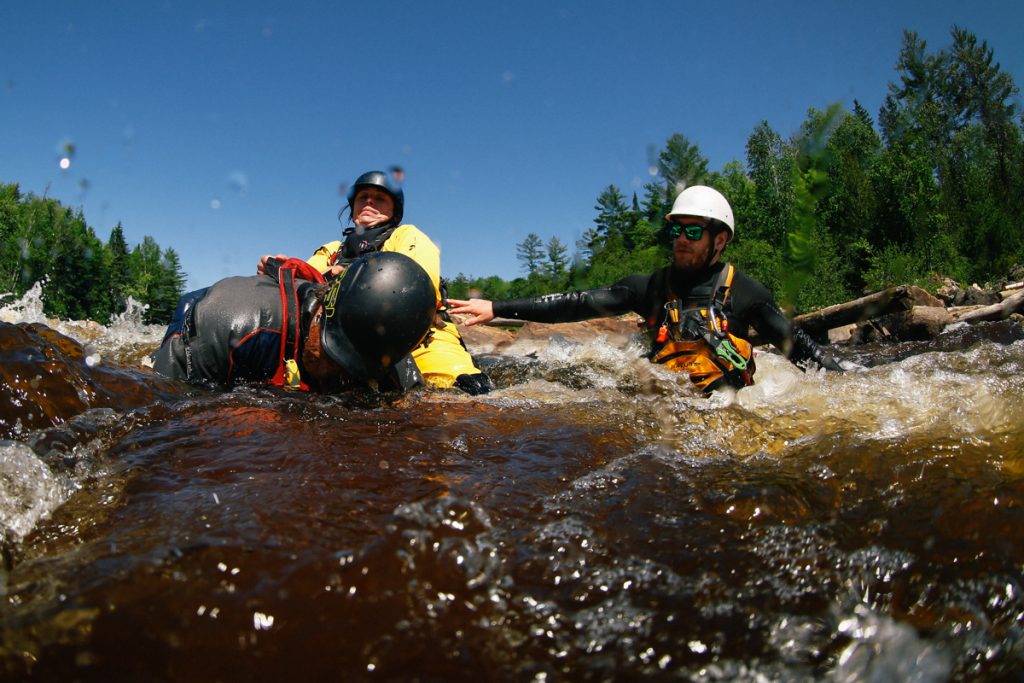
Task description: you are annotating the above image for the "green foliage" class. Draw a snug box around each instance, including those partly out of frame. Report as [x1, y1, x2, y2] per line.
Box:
[0, 183, 186, 324]
[586, 230, 666, 288]
[745, 121, 796, 246]
[148, 248, 187, 324]
[818, 102, 882, 292]
[659, 133, 710, 190]
[724, 238, 781, 298]
[863, 245, 926, 291]
[779, 104, 845, 311]
[445, 273, 512, 301]
[876, 27, 1024, 285]
[107, 223, 132, 314]
[792, 224, 853, 312]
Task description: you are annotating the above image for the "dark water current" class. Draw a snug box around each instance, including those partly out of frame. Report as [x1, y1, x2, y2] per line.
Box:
[2, 290, 1024, 682]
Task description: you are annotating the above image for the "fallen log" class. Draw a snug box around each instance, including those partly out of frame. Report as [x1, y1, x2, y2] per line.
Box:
[950, 289, 1024, 323]
[1000, 281, 1023, 299]
[880, 305, 955, 340]
[791, 285, 943, 338]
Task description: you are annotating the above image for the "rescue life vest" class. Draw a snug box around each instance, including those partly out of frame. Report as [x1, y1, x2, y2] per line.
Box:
[338, 224, 396, 263]
[648, 263, 756, 393]
[263, 257, 326, 391]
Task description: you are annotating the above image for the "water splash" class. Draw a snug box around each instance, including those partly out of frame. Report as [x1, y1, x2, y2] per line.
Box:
[0, 281, 47, 324]
[0, 442, 70, 546]
[108, 296, 149, 329]
[1, 282, 165, 366]
[832, 604, 952, 682]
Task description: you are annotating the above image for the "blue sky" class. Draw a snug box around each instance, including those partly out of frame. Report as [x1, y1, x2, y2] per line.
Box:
[3, 1, 1022, 290]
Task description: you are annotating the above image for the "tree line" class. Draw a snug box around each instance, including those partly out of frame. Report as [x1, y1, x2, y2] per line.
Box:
[446, 28, 1024, 314]
[0, 183, 186, 324]
[5, 27, 1020, 324]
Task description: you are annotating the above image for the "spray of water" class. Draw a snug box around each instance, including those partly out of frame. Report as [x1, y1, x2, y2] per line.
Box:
[0, 282, 166, 366]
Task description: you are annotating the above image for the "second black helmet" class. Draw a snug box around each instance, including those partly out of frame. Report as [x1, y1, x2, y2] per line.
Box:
[319, 252, 435, 382]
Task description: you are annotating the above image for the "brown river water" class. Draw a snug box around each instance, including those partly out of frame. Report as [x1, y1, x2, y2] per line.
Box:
[2, 287, 1024, 682]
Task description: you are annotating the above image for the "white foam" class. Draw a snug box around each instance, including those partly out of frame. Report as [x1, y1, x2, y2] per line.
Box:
[0, 442, 70, 544]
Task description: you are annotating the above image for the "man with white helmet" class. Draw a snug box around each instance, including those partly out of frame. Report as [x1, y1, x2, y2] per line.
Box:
[448, 185, 843, 393]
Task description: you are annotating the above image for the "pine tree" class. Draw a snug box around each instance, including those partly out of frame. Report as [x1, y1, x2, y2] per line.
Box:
[515, 233, 545, 276]
[129, 236, 164, 322]
[819, 103, 883, 292]
[658, 133, 710, 193]
[544, 237, 569, 286]
[593, 185, 630, 241]
[575, 227, 602, 266]
[107, 223, 131, 316]
[148, 247, 186, 324]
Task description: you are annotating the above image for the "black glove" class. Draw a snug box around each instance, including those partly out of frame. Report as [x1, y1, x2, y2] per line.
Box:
[791, 328, 845, 372]
[454, 372, 493, 395]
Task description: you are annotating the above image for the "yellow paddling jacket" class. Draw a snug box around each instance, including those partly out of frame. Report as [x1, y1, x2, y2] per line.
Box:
[307, 225, 484, 389]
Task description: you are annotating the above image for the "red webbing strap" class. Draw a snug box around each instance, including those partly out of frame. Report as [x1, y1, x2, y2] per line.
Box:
[279, 257, 327, 285]
[268, 260, 324, 390]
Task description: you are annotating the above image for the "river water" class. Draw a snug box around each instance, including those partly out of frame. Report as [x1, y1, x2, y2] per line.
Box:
[2, 285, 1023, 682]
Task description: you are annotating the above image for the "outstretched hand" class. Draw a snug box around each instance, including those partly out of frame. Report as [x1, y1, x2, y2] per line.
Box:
[446, 298, 495, 326]
[257, 253, 289, 275]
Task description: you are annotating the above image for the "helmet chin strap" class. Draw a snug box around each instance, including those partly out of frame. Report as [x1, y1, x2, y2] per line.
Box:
[702, 227, 725, 270]
[702, 243, 718, 270]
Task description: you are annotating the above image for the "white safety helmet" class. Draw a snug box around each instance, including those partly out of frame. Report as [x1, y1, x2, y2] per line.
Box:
[666, 185, 735, 240]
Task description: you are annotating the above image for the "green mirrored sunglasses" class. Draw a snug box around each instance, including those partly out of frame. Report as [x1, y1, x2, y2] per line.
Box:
[669, 223, 706, 240]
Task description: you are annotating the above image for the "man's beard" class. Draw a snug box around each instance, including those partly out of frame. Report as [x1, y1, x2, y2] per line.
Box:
[673, 244, 711, 271]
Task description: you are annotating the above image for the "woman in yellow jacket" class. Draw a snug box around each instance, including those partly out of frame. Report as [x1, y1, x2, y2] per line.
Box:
[260, 170, 490, 394]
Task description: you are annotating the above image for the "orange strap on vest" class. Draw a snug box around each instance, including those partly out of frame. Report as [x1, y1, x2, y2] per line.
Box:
[652, 264, 755, 391]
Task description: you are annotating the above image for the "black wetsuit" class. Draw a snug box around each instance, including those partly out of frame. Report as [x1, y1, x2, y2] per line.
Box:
[492, 262, 843, 372]
[152, 275, 316, 386]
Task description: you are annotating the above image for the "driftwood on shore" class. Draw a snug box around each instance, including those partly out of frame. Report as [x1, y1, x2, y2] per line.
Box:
[949, 289, 1024, 323]
[791, 286, 942, 337]
[768, 282, 1023, 344]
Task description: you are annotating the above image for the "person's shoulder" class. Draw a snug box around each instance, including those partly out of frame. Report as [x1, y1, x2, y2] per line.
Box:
[199, 274, 268, 302]
[614, 271, 656, 289]
[392, 223, 428, 237]
[315, 239, 342, 252]
[224, 274, 277, 289]
[387, 224, 439, 251]
[727, 264, 777, 306]
[729, 265, 768, 290]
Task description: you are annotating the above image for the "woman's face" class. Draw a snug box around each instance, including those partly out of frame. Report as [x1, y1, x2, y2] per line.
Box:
[352, 188, 395, 228]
